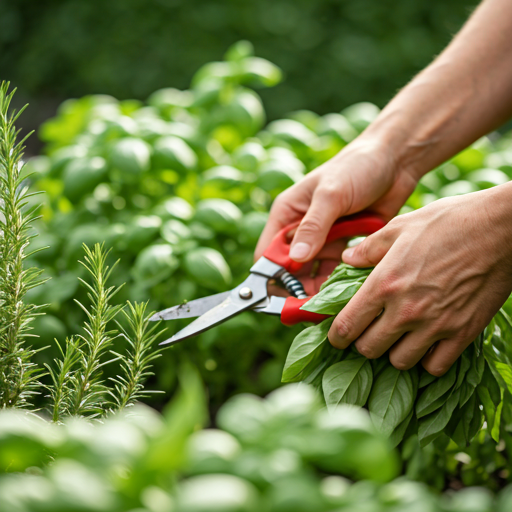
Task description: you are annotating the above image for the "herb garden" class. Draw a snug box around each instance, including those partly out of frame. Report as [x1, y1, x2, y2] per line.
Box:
[2, 42, 512, 511]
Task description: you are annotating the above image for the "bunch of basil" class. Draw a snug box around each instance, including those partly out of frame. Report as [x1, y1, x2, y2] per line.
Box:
[282, 263, 512, 448]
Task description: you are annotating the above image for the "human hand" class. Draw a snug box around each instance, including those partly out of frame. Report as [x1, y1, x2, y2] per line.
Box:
[255, 138, 419, 267]
[329, 185, 512, 376]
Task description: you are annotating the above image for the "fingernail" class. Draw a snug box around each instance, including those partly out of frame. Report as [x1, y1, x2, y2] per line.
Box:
[343, 248, 355, 259]
[289, 242, 311, 261]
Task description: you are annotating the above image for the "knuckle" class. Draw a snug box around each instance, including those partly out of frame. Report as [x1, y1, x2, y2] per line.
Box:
[316, 185, 340, 203]
[376, 273, 402, 299]
[355, 342, 378, 359]
[389, 356, 412, 371]
[298, 216, 324, 237]
[271, 193, 289, 213]
[424, 364, 448, 377]
[334, 317, 352, 339]
[397, 301, 423, 325]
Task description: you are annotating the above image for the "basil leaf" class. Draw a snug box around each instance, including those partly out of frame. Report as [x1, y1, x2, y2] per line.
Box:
[458, 380, 476, 408]
[319, 263, 371, 291]
[416, 364, 457, 418]
[455, 350, 471, 389]
[477, 362, 504, 442]
[418, 387, 461, 447]
[368, 366, 414, 437]
[302, 280, 363, 315]
[282, 318, 333, 382]
[389, 408, 414, 448]
[466, 339, 485, 388]
[322, 355, 373, 408]
[449, 393, 476, 448]
[494, 362, 512, 394]
[419, 370, 436, 389]
[467, 397, 485, 442]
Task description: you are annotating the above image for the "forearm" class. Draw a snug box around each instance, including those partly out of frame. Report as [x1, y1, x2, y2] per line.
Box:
[363, 0, 512, 179]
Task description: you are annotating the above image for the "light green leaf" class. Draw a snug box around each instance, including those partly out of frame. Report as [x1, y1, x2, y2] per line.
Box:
[322, 356, 373, 408]
[495, 362, 512, 394]
[282, 318, 333, 382]
[301, 280, 363, 315]
[368, 367, 414, 437]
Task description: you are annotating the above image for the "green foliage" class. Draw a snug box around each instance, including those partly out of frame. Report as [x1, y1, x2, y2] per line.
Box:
[0, 82, 44, 408]
[2, 380, 512, 512]
[288, 262, 511, 448]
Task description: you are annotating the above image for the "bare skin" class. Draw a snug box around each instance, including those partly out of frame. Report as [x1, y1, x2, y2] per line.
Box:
[255, 0, 512, 375]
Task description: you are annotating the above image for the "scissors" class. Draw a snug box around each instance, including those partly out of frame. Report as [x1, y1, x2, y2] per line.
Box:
[151, 213, 386, 345]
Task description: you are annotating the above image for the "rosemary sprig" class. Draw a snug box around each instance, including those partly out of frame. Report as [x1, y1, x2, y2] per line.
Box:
[45, 337, 80, 422]
[68, 243, 124, 417]
[0, 82, 45, 408]
[109, 301, 164, 411]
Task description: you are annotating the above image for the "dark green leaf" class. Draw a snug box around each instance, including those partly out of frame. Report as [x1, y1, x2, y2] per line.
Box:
[415, 364, 457, 418]
[419, 370, 436, 389]
[368, 367, 414, 437]
[322, 355, 373, 408]
[449, 393, 476, 448]
[388, 408, 413, 448]
[455, 349, 471, 389]
[418, 387, 461, 447]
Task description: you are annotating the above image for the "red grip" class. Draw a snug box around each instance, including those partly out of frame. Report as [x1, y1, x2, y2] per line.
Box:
[262, 212, 386, 273]
[280, 297, 330, 326]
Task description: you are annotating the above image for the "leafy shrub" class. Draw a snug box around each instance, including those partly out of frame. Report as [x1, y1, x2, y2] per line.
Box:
[284, 262, 512, 451]
[2, 376, 511, 512]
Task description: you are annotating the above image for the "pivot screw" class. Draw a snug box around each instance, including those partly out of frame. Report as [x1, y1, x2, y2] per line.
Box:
[239, 287, 253, 300]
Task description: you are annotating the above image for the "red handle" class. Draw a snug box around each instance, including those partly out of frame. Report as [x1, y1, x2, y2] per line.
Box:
[281, 297, 330, 326]
[262, 212, 386, 273]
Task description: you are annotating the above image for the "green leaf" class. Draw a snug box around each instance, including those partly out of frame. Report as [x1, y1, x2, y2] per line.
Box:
[449, 393, 475, 449]
[419, 370, 436, 389]
[301, 280, 364, 315]
[455, 350, 471, 389]
[418, 387, 461, 447]
[282, 318, 333, 382]
[322, 356, 373, 408]
[388, 408, 414, 448]
[494, 362, 512, 394]
[415, 364, 457, 418]
[368, 367, 414, 437]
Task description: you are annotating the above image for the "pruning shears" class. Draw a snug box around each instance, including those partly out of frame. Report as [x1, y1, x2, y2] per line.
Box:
[151, 213, 386, 345]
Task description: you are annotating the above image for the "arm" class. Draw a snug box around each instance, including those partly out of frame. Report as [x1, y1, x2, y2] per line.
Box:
[256, 0, 512, 264]
[367, 0, 512, 180]
[256, 0, 512, 375]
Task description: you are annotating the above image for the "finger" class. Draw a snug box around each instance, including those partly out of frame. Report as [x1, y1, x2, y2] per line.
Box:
[254, 191, 306, 261]
[388, 331, 437, 371]
[353, 313, 408, 359]
[421, 337, 469, 376]
[342, 222, 400, 267]
[328, 277, 384, 349]
[289, 186, 346, 263]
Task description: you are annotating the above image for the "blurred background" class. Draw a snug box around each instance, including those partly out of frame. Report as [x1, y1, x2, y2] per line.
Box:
[2, 0, 478, 154]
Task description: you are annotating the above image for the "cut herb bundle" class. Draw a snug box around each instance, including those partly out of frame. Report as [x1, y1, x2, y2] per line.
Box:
[283, 262, 512, 448]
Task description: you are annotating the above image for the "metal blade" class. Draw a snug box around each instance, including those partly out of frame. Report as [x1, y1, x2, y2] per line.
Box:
[149, 291, 231, 321]
[252, 295, 286, 316]
[160, 273, 268, 346]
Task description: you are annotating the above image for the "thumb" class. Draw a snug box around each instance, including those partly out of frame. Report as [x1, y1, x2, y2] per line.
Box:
[342, 224, 399, 267]
[289, 188, 343, 262]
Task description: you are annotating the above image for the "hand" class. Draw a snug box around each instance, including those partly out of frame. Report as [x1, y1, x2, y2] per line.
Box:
[329, 186, 512, 376]
[255, 138, 419, 266]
